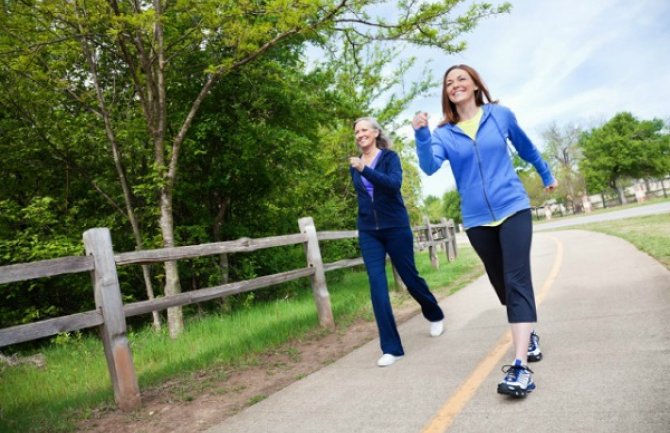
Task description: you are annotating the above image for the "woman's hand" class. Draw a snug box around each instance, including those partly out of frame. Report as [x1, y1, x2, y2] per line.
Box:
[545, 179, 559, 192]
[349, 156, 365, 172]
[412, 111, 429, 130]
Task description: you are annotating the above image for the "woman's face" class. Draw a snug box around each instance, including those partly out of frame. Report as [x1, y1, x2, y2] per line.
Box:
[445, 68, 478, 106]
[354, 120, 379, 150]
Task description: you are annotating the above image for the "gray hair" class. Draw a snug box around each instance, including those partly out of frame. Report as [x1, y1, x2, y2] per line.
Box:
[353, 117, 392, 149]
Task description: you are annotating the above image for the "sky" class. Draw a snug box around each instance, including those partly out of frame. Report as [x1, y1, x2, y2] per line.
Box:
[394, 0, 670, 198]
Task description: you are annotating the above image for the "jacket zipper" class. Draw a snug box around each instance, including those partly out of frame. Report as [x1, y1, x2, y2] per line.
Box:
[371, 195, 380, 229]
[471, 137, 496, 220]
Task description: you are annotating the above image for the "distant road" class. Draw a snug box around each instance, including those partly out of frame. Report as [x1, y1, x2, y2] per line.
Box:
[533, 201, 670, 231]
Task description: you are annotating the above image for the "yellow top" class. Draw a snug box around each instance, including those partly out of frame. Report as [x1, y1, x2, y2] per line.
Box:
[457, 107, 483, 140]
[483, 216, 508, 227]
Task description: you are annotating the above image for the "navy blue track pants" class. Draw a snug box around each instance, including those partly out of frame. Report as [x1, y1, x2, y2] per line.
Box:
[359, 226, 444, 356]
[465, 209, 537, 323]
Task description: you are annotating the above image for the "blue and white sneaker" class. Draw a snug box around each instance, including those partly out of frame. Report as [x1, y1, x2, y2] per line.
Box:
[527, 330, 543, 362]
[497, 359, 536, 398]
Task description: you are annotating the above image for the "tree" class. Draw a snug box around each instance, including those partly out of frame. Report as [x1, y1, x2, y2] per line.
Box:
[579, 112, 670, 204]
[423, 195, 443, 222]
[1, 0, 511, 336]
[541, 122, 586, 211]
[441, 190, 461, 225]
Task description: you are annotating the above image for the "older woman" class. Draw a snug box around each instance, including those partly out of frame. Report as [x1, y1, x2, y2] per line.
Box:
[350, 117, 444, 367]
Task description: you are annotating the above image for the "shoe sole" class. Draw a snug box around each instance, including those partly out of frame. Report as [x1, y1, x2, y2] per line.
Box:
[497, 382, 536, 398]
[527, 352, 543, 362]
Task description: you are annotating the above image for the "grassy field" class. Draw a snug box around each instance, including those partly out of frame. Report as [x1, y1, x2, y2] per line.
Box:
[0, 247, 483, 433]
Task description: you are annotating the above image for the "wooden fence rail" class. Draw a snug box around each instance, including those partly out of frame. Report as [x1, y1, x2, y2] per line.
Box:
[0, 216, 456, 411]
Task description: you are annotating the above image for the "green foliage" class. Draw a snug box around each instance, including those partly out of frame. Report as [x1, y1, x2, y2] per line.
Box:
[441, 189, 462, 225]
[423, 195, 444, 222]
[579, 112, 670, 194]
[0, 0, 513, 327]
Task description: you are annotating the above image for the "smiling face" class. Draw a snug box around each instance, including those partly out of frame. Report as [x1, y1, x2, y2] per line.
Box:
[354, 119, 380, 150]
[445, 68, 478, 107]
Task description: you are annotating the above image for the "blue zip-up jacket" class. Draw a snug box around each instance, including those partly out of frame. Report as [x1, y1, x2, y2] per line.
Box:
[415, 104, 554, 229]
[350, 148, 411, 231]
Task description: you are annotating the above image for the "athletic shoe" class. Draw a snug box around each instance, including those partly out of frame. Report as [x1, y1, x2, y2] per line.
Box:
[527, 330, 543, 362]
[429, 320, 444, 337]
[497, 359, 536, 397]
[377, 354, 403, 367]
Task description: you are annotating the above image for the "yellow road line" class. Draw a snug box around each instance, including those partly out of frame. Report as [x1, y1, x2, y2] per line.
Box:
[421, 236, 563, 433]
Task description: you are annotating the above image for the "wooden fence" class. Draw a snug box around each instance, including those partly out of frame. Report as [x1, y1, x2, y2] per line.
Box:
[0, 216, 457, 411]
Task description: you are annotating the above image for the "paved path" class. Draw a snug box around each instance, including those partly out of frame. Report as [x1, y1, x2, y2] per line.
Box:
[206, 229, 670, 433]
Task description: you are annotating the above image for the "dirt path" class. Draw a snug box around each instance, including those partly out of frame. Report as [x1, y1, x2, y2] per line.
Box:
[76, 300, 424, 433]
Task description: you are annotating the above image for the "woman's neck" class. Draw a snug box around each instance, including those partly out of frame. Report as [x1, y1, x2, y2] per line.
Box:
[457, 102, 479, 122]
[361, 146, 379, 157]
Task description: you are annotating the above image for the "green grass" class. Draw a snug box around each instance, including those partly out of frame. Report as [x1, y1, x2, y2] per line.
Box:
[569, 212, 670, 269]
[0, 247, 482, 433]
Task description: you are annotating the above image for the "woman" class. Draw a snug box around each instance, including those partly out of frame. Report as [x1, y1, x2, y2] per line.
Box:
[412, 65, 557, 397]
[350, 117, 445, 367]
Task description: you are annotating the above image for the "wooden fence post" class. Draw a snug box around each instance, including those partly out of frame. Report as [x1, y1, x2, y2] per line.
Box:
[440, 217, 456, 262]
[83, 228, 141, 412]
[445, 219, 457, 261]
[298, 217, 335, 329]
[423, 216, 439, 269]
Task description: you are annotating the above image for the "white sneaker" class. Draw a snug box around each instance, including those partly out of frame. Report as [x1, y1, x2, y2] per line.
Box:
[377, 354, 403, 367]
[430, 320, 444, 337]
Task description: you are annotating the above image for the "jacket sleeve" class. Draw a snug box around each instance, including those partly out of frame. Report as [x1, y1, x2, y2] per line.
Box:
[506, 109, 555, 187]
[414, 126, 448, 175]
[360, 151, 402, 192]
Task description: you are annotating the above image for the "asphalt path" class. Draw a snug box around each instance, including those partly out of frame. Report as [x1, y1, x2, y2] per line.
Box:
[206, 206, 670, 433]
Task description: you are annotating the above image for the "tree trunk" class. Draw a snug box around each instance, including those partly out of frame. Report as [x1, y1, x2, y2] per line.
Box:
[213, 196, 231, 284]
[75, 7, 162, 331]
[159, 188, 184, 337]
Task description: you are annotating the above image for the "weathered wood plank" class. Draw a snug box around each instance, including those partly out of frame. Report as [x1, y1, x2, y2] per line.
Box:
[424, 216, 440, 269]
[0, 256, 94, 285]
[0, 310, 103, 347]
[298, 217, 334, 329]
[115, 233, 307, 266]
[316, 230, 358, 241]
[124, 268, 315, 317]
[323, 257, 364, 272]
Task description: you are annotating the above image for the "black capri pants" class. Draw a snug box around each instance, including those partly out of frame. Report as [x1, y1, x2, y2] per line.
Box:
[465, 209, 537, 323]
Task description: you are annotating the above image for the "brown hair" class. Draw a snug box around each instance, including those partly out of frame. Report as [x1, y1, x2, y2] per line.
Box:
[353, 117, 392, 149]
[440, 64, 497, 125]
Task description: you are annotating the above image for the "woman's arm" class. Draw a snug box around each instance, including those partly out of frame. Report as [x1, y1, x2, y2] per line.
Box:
[360, 151, 403, 191]
[415, 126, 448, 176]
[506, 110, 555, 187]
